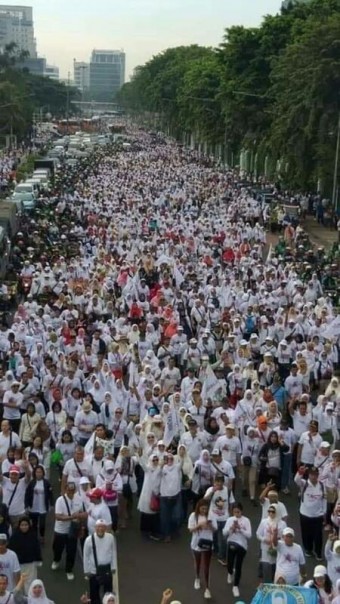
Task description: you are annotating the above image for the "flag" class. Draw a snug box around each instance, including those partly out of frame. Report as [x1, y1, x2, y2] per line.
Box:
[251, 584, 318, 604]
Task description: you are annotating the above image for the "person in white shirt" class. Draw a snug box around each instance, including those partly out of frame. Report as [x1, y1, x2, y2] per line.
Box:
[325, 536, 340, 586]
[294, 465, 327, 559]
[0, 534, 21, 591]
[62, 447, 93, 494]
[86, 489, 112, 535]
[204, 475, 234, 565]
[52, 481, 87, 581]
[273, 527, 306, 585]
[256, 503, 287, 583]
[83, 519, 117, 604]
[159, 453, 181, 542]
[187, 498, 217, 600]
[75, 402, 98, 447]
[1, 463, 31, 527]
[180, 421, 207, 462]
[223, 502, 252, 598]
[2, 383, 23, 434]
[0, 421, 21, 459]
[215, 424, 241, 483]
[297, 421, 322, 468]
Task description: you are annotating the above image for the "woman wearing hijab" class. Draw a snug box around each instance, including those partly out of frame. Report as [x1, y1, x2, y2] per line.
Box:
[160, 453, 182, 542]
[191, 451, 215, 504]
[9, 517, 42, 594]
[115, 446, 138, 529]
[45, 401, 67, 446]
[26, 579, 54, 604]
[258, 431, 289, 490]
[138, 453, 162, 539]
[256, 503, 287, 583]
[175, 444, 194, 522]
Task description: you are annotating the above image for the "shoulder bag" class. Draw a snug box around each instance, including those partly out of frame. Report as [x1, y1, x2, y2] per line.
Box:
[91, 535, 111, 584]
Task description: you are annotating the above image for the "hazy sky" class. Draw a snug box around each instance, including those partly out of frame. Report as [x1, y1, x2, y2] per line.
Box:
[14, 0, 282, 79]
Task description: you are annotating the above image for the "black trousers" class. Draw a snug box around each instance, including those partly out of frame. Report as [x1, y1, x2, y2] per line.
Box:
[8, 419, 21, 434]
[227, 542, 246, 587]
[29, 512, 46, 537]
[89, 573, 113, 604]
[52, 532, 77, 572]
[300, 514, 323, 557]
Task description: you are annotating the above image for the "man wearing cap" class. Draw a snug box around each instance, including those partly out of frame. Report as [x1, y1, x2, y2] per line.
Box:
[83, 519, 117, 604]
[52, 480, 87, 580]
[87, 489, 112, 535]
[273, 527, 306, 585]
[1, 462, 31, 528]
[215, 425, 241, 487]
[297, 420, 322, 469]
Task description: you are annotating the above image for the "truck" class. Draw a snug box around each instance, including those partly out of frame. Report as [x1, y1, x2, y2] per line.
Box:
[33, 158, 59, 177]
[0, 202, 21, 238]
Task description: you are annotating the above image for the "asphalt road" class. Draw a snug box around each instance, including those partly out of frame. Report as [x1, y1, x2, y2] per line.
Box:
[35, 472, 322, 604]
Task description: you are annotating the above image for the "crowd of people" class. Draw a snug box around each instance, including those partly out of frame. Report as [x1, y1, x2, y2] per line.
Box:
[0, 125, 339, 604]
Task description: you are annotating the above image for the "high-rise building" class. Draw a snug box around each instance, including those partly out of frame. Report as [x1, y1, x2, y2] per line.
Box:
[0, 5, 36, 57]
[74, 61, 90, 91]
[89, 49, 125, 101]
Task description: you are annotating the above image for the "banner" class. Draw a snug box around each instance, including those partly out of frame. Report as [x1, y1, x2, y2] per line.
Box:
[251, 584, 318, 604]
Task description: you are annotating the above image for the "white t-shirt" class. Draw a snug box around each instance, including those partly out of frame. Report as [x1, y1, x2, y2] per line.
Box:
[205, 486, 234, 522]
[188, 512, 217, 551]
[2, 392, 23, 420]
[54, 493, 84, 534]
[298, 431, 322, 464]
[0, 550, 20, 589]
[275, 541, 305, 585]
[0, 433, 21, 458]
[2, 477, 27, 516]
[62, 458, 92, 489]
[31, 479, 46, 514]
[215, 435, 241, 466]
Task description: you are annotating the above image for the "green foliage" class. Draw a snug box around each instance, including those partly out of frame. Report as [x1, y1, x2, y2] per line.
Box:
[0, 43, 80, 142]
[118, 0, 340, 194]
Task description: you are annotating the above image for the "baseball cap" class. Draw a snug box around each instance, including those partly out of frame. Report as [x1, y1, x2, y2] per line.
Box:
[89, 488, 103, 500]
[211, 448, 220, 456]
[320, 441, 331, 448]
[9, 465, 20, 474]
[95, 519, 107, 526]
[0, 534, 7, 542]
[79, 477, 91, 485]
[313, 565, 327, 578]
[282, 528, 294, 537]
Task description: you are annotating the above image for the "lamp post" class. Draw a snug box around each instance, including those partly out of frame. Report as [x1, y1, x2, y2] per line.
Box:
[332, 112, 340, 213]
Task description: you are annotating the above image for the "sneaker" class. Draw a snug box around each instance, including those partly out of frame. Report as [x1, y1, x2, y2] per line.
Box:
[194, 579, 201, 590]
[66, 573, 74, 581]
[304, 551, 313, 557]
[315, 555, 323, 561]
[204, 589, 212, 599]
[227, 573, 233, 584]
[51, 561, 59, 570]
[282, 487, 290, 495]
[232, 586, 240, 598]
[217, 559, 227, 566]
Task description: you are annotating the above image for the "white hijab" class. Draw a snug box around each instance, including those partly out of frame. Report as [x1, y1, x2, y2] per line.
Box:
[27, 580, 52, 604]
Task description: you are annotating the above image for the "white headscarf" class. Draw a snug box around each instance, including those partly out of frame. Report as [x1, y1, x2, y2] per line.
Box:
[27, 580, 51, 604]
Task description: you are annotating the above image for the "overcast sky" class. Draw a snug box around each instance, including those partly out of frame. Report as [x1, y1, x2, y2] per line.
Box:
[14, 0, 282, 79]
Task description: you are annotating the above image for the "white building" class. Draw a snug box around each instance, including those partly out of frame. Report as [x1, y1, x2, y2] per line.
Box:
[0, 5, 36, 57]
[73, 61, 90, 91]
[44, 64, 59, 81]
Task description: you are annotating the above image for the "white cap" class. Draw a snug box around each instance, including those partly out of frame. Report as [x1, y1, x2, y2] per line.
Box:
[282, 527, 294, 537]
[95, 519, 107, 526]
[79, 476, 91, 485]
[313, 565, 327, 578]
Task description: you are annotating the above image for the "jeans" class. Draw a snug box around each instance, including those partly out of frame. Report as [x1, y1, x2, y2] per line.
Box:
[227, 542, 246, 587]
[160, 494, 180, 539]
[281, 454, 292, 490]
[52, 532, 77, 572]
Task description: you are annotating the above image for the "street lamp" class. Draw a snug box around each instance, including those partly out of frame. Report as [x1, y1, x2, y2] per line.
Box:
[332, 113, 340, 213]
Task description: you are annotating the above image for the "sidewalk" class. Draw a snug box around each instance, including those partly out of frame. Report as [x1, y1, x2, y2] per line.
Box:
[302, 216, 338, 248]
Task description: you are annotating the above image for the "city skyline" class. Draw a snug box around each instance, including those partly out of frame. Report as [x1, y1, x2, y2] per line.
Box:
[3, 0, 283, 79]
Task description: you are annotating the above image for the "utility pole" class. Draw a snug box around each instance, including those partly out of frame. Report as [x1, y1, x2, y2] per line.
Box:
[332, 112, 340, 213]
[66, 71, 70, 133]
